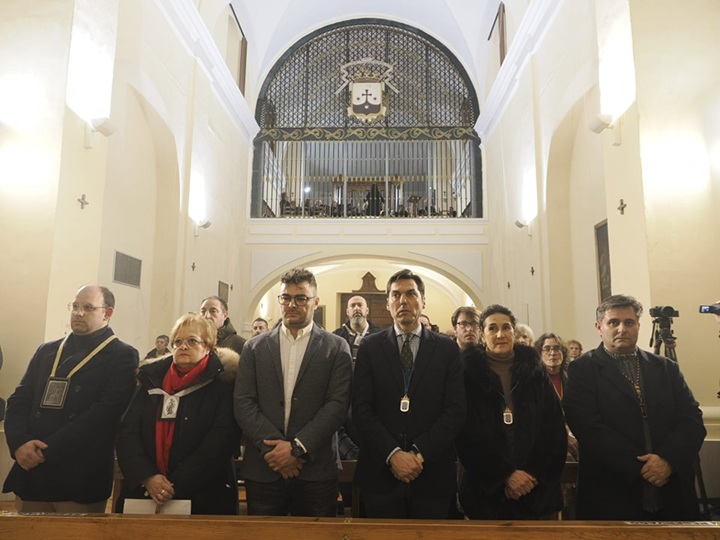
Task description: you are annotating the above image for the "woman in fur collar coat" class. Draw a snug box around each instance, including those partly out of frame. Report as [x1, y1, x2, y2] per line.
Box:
[456, 305, 567, 519]
[116, 314, 242, 515]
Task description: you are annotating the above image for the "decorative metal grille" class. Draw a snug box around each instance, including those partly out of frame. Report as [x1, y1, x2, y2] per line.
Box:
[252, 19, 483, 218]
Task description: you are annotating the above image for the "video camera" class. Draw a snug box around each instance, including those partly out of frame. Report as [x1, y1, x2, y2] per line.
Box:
[649, 305, 679, 318]
[699, 304, 720, 315]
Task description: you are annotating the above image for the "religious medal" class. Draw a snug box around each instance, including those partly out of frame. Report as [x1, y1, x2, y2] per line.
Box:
[400, 395, 410, 413]
[161, 394, 179, 419]
[41, 377, 70, 409]
[502, 406, 514, 425]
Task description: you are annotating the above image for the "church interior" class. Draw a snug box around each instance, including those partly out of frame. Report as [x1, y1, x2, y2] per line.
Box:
[1, 0, 720, 503]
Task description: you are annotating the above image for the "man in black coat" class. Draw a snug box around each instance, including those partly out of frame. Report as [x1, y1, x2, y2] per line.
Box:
[352, 269, 466, 518]
[333, 295, 382, 364]
[563, 294, 705, 520]
[3, 285, 138, 512]
[200, 296, 246, 355]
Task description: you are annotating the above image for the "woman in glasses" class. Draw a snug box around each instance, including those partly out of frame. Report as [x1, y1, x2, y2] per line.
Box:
[535, 333, 578, 458]
[535, 332, 580, 517]
[115, 313, 242, 514]
[455, 305, 567, 520]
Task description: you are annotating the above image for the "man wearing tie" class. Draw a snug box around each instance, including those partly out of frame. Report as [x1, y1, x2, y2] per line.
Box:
[352, 269, 466, 518]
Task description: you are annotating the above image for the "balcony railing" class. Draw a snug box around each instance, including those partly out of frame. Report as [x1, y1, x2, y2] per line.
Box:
[253, 140, 481, 218]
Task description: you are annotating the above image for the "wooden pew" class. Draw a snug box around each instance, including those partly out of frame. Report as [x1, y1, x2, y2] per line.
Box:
[115, 459, 578, 518]
[1, 513, 718, 540]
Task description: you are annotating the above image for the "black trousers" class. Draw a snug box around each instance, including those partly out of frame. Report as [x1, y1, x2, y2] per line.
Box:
[362, 482, 452, 519]
[245, 477, 338, 517]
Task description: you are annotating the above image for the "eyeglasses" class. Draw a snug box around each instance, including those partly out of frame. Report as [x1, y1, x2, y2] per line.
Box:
[542, 345, 562, 353]
[67, 302, 107, 314]
[456, 321, 480, 329]
[277, 294, 316, 306]
[172, 337, 204, 348]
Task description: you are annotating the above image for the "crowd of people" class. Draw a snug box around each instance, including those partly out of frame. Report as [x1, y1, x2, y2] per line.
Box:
[0, 275, 708, 522]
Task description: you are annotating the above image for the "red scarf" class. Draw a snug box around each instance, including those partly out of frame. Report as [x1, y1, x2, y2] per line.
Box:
[548, 371, 563, 399]
[155, 354, 210, 475]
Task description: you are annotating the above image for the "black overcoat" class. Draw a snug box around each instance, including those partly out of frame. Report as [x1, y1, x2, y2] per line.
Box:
[116, 348, 242, 515]
[456, 344, 567, 519]
[563, 345, 705, 520]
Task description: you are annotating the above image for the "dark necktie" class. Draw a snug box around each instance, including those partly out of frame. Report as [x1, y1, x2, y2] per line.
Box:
[401, 333, 413, 379]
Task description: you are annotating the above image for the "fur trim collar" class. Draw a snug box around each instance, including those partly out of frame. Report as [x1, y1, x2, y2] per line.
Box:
[215, 346, 239, 382]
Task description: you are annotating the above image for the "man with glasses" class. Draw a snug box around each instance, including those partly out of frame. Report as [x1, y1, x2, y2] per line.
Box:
[451, 306, 481, 353]
[234, 268, 352, 516]
[3, 285, 138, 513]
[200, 296, 246, 356]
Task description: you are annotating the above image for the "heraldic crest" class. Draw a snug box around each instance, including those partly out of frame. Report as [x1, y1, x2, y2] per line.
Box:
[336, 57, 398, 123]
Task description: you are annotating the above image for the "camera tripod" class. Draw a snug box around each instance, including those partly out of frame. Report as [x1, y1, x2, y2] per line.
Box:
[650, 315, 710, 519]
[650, 315, 678, 360]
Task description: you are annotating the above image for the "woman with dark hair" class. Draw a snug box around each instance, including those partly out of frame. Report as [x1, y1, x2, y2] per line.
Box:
[116, 313, 242, 514]
[535, 332, 580, 517]
[456, 305, 567, 520]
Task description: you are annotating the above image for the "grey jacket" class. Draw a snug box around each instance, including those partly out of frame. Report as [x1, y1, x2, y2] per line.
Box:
[234, 324, 352, 482]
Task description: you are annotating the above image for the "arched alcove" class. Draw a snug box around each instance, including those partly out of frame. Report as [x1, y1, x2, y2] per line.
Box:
[242, 256, 482, 334]
[544, 91, 606, 343]
[251, 18, 483, 220]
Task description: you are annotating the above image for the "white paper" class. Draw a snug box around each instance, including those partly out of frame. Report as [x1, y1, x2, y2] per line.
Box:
[123, 498, 192, 515]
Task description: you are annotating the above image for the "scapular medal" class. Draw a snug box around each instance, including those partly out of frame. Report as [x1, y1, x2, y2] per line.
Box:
[41, 377, 70, 409]
[400, 395, 410, 413]
[161, 394, 179, 419]
[503, 406, 514, 425]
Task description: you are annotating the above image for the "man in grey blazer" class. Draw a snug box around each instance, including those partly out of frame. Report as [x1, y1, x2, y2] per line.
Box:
[234, 268, 352, 516]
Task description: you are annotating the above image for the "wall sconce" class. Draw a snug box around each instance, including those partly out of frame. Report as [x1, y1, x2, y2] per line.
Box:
[514, 218, 532, 236]
[588, 113, 622, 146]
[588, 113, 614, 134]
[84, 117, 117, 148]
[193, 220, 211, 237]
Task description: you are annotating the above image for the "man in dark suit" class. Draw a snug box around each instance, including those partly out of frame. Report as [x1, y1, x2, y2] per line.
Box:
[563, 294, 705, 520]
[3, 285, 138, 513]
[234, 268, 352, 516]
[352, 268, 466, 518]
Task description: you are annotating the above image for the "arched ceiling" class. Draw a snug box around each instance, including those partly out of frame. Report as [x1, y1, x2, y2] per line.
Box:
[231, 0, 498, 101]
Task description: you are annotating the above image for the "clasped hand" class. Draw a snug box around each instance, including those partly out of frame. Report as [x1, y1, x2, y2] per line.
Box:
[390, 450, 423, 483]
[638, 453, 672, 487]
[264, 439, 304, 479]
[143, 474, 175, 506]
[504, 469, 538, 500]
[15, 439, 48, 471]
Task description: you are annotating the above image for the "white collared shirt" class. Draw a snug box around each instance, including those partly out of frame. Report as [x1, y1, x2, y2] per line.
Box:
[393, 323, 421, 360]
[279, 321, 314, 430]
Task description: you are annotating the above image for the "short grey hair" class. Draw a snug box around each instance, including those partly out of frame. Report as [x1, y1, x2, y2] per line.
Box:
[596, 294, 643, 323]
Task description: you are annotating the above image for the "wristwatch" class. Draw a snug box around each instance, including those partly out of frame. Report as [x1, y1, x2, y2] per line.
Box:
[290, 439, 307, 459]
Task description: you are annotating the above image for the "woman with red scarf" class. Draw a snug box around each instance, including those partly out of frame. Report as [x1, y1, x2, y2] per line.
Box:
[534, 333, 578, 460]
[116, 314, 241, 514]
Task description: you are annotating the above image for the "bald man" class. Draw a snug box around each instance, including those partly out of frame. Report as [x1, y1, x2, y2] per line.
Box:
[333, 295, 382, 363]
[3, 285, 138, 513]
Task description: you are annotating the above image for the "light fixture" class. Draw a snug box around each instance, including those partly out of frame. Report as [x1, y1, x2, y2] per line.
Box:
[588, 113, 614, 134]
[193, 220, 211, 237]
[84, 117, 117, 148]
[588, 113, 622, 145]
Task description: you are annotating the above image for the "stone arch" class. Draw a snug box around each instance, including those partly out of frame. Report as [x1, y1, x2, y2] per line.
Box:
[243, 254, 484, 334]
